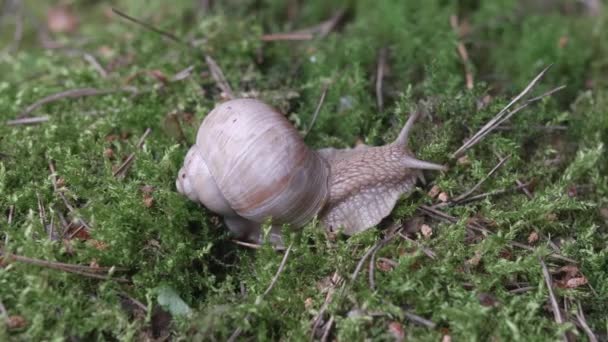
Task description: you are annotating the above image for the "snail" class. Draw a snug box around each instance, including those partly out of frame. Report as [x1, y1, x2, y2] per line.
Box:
[176, 98, 446, 243]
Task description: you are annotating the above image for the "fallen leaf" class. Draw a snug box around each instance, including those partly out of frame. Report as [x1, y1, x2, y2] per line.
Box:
[420, 224, 433, 239]
[47, 6, 79, 33]
[442, 335, 452, 342]
[7, 315, 27, 330]
[566, 277, 588, 288]
[527, 231, 539, 244]
[427, 185, 441, 198]
[438, 192, 449, 203]
[388, 321, 405, 341]
[558, 265, 580, 278]
[457, 155, 471, 166]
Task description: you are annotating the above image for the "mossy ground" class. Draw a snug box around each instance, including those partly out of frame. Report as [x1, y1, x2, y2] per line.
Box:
[1, 0, 607, 341]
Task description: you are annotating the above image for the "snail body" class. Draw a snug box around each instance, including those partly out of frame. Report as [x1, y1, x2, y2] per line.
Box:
[176, 98, 445, 242]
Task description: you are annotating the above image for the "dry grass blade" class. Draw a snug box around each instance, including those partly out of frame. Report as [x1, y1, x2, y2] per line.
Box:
[0, 251, 129, 282]
[376, 47, 388, 111]
[320, 315, 334, 342]
[450, 15, 473, 90]
[295, 9, 346, 38]
[509, 286, 536, 294]
[404, 311, 436, 328]
[449, 181, 531, 206]
[575, 301, 598, 342]
[83, 53, 108, 78]
[451, 65, 556, 159]
[7, 116, 49, 126]
[7, 205, 14, 225]
[304, 83, 329, 137]
[260, 33, 313, 41]
[111, 8, 185, 45]
[451, 156, 510, 203]
[261, 243, 293, 298]
[398, 232, 437, 259]
[418, 205, 577, 264]
[113, 128, 152, 178]
[539, 259, 564, 324]
[228, 243, 293, 342]
[19, 88, 127, 118]
[205, 55, 234, 99]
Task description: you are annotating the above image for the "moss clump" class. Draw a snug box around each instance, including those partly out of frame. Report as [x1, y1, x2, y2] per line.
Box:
[1, 0, 607, 340]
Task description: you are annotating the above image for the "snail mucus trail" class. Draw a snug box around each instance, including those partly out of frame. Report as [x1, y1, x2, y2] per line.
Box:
[176, 98, 446, 243]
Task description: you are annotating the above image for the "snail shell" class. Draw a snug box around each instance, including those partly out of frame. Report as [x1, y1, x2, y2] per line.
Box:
[176, 99, 330, 239]
[177, 98, 446, 242]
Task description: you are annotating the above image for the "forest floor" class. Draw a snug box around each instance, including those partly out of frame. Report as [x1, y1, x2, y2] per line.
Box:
[0, 0, 607, 341]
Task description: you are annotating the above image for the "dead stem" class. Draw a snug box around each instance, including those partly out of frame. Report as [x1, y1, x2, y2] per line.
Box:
[304, 83, 329, 137]
[113, 128, 152, 178]
[375, 47, 388, 111]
